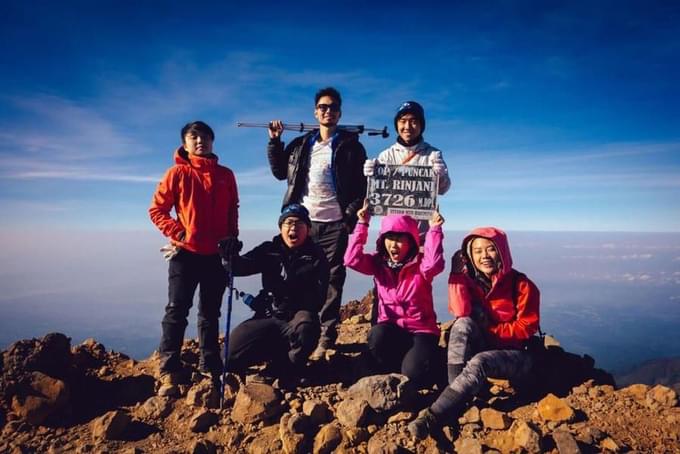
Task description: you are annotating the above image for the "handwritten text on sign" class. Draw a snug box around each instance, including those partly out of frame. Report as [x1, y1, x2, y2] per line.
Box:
[367, 164, 438, 220]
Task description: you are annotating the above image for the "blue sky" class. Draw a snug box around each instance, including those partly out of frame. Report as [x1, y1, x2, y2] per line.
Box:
[1, 1, 679, 232]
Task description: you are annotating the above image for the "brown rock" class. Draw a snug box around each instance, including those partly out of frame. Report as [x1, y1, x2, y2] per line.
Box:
[313, 423, 342, 454]
[190, 439, 217, 454]
[157, 383, 180, 398]
[574, 425, 604, 445]
[553, 430, 581, 454]
[343, 373, 414, 412]
[10, 372, 69, 425]
[538, 393, 575, 422]
[302, 399, 332, 426]
[344, 427, 368, 445]
[646, 385, 678, 408]
[571, 384, 588, 395]
[336, 398, 372, 427]
[91, 410, 130, 440]
[189, 410, 218, 433]
[286, 412, 311, 434]
[231, 382, 283, 425]
[135, 396, 172, 420]
[367, 434, 400, 454]
[453, 437, 483, 454]
[249, 425, 283, 454]
[619, 383, 649, 401]
[387, 411, 413, 424]
[510, 420, 542, 454]
[279, 413, 307, 454]
[485, 429, 515, 453]
[480, 407, 511, 430]
[459, 406, 481, 424]
[600, 436, 620, 452]
[186, 381, 219, 409]
[3, 333, 72, 378]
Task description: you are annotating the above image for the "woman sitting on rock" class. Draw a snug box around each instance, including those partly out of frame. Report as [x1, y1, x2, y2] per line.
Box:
[408, 226, 540, 439]
[344, 201, 445, 388]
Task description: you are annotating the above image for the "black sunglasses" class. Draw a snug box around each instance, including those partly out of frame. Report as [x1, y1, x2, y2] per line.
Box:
[316, 103, 340, 113]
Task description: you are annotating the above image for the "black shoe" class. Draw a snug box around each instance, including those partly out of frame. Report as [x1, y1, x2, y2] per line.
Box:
[408, 408, 438, 440]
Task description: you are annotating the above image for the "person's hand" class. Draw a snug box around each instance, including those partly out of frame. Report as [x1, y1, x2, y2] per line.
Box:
[218, 237, 243, 260]
[429, 151, 446, 176]
[268, 120, 284, 140]
[160, 243, 180, 262]
[363, 158, 377, 177]
[429, 208, 444, 227]
[451, 249, 467, 274]
[357, 199, 371, 225]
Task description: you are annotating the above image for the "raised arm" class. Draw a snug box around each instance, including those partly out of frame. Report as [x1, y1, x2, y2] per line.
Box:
[420, 209, 445, 280]
[343, 201, 378, 276]
[429, 150, 451, 195]
[266, 120, 290, 180]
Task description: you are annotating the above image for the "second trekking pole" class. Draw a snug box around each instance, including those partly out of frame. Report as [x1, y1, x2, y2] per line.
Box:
[220, 256, 234, 409]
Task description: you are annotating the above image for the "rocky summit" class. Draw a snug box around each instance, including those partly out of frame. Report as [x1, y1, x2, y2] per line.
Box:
[1, 296, 679, 453]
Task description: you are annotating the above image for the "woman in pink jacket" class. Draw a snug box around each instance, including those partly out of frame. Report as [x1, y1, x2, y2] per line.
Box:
[344, 201, 445, 388]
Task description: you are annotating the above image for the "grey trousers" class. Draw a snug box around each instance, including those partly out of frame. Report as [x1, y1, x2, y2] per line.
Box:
[446, 316, 533, 398]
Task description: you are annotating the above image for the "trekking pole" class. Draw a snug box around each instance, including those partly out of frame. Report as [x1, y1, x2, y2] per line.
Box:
[220, 256, 235, 409]
[236, 122, 390, 138]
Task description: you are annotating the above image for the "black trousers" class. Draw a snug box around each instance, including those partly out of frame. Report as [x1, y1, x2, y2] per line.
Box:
[310, 220, 348, 347]
[158, 249, 227, 374]
[367, 323, 441, 388]
[227, 310, 320, 373]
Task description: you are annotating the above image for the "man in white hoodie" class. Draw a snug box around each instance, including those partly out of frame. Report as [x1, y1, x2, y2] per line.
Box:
[364, 101, 451, 239]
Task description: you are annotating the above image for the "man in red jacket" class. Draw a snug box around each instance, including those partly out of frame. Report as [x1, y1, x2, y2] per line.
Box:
[408, 226, 540, 439]
[149, 121, 240, 385]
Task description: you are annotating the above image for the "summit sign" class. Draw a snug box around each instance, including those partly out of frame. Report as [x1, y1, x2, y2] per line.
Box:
[367, 164, 438, 220]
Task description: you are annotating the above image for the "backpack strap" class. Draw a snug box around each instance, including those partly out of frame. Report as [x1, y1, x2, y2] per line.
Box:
[511, 270, 544, 338]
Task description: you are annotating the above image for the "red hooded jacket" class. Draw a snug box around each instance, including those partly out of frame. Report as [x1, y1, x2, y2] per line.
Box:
[149, 148, 239, 255]
[448, 227, 540, 349]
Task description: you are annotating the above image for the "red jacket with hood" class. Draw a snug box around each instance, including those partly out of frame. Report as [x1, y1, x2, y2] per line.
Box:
[149, 147, 239, 255]
[344, 214, 444, 336]
[448, 227, 540, 349]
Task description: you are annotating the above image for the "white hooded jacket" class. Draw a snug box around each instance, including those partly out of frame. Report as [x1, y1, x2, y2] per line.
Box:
[377, 139, 451, 195]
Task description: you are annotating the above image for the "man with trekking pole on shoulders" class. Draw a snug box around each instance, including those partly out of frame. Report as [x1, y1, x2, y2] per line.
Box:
[266, 87, 367, 360]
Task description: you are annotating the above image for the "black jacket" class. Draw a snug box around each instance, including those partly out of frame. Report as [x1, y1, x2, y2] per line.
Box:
[232, 236, 330, 317]
[267, 130, 367, 229]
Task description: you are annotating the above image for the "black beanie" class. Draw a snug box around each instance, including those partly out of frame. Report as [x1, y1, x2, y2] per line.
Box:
[278, 203, 312, 227]
[394, 101, 426, 133]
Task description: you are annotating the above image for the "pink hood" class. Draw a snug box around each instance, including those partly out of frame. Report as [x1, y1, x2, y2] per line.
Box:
[376, 214, 420, 260]
[462, 226, 513, 282]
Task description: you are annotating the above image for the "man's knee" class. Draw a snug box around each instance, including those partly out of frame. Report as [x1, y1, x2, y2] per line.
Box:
[289, 311, 320, 342]
[451, 316, 477, 335]
[163, 301, 191, 322]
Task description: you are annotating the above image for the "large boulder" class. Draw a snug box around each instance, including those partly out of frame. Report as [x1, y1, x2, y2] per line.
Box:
[342, 374, 415, 413]
[313, 423, 343, 454]
[3, 333, 72, 379]
[231, 383, 283, 425]
[91, 410, 131, 440]
[10, 371, 70, 425]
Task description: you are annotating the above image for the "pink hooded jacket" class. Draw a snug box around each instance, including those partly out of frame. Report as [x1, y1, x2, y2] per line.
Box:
[344, 214, 444, 336]
[448, 227, 540, 348]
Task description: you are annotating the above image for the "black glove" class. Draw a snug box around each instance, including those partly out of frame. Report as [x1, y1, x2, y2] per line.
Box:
[451, 249, 467, 274]
[218, 237, 243, 259]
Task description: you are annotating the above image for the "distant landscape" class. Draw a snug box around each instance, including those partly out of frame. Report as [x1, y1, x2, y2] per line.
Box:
[1, 229, 679, 378]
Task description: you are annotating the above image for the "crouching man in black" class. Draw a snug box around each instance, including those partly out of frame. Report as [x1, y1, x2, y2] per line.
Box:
[225, 204, 329, 385]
